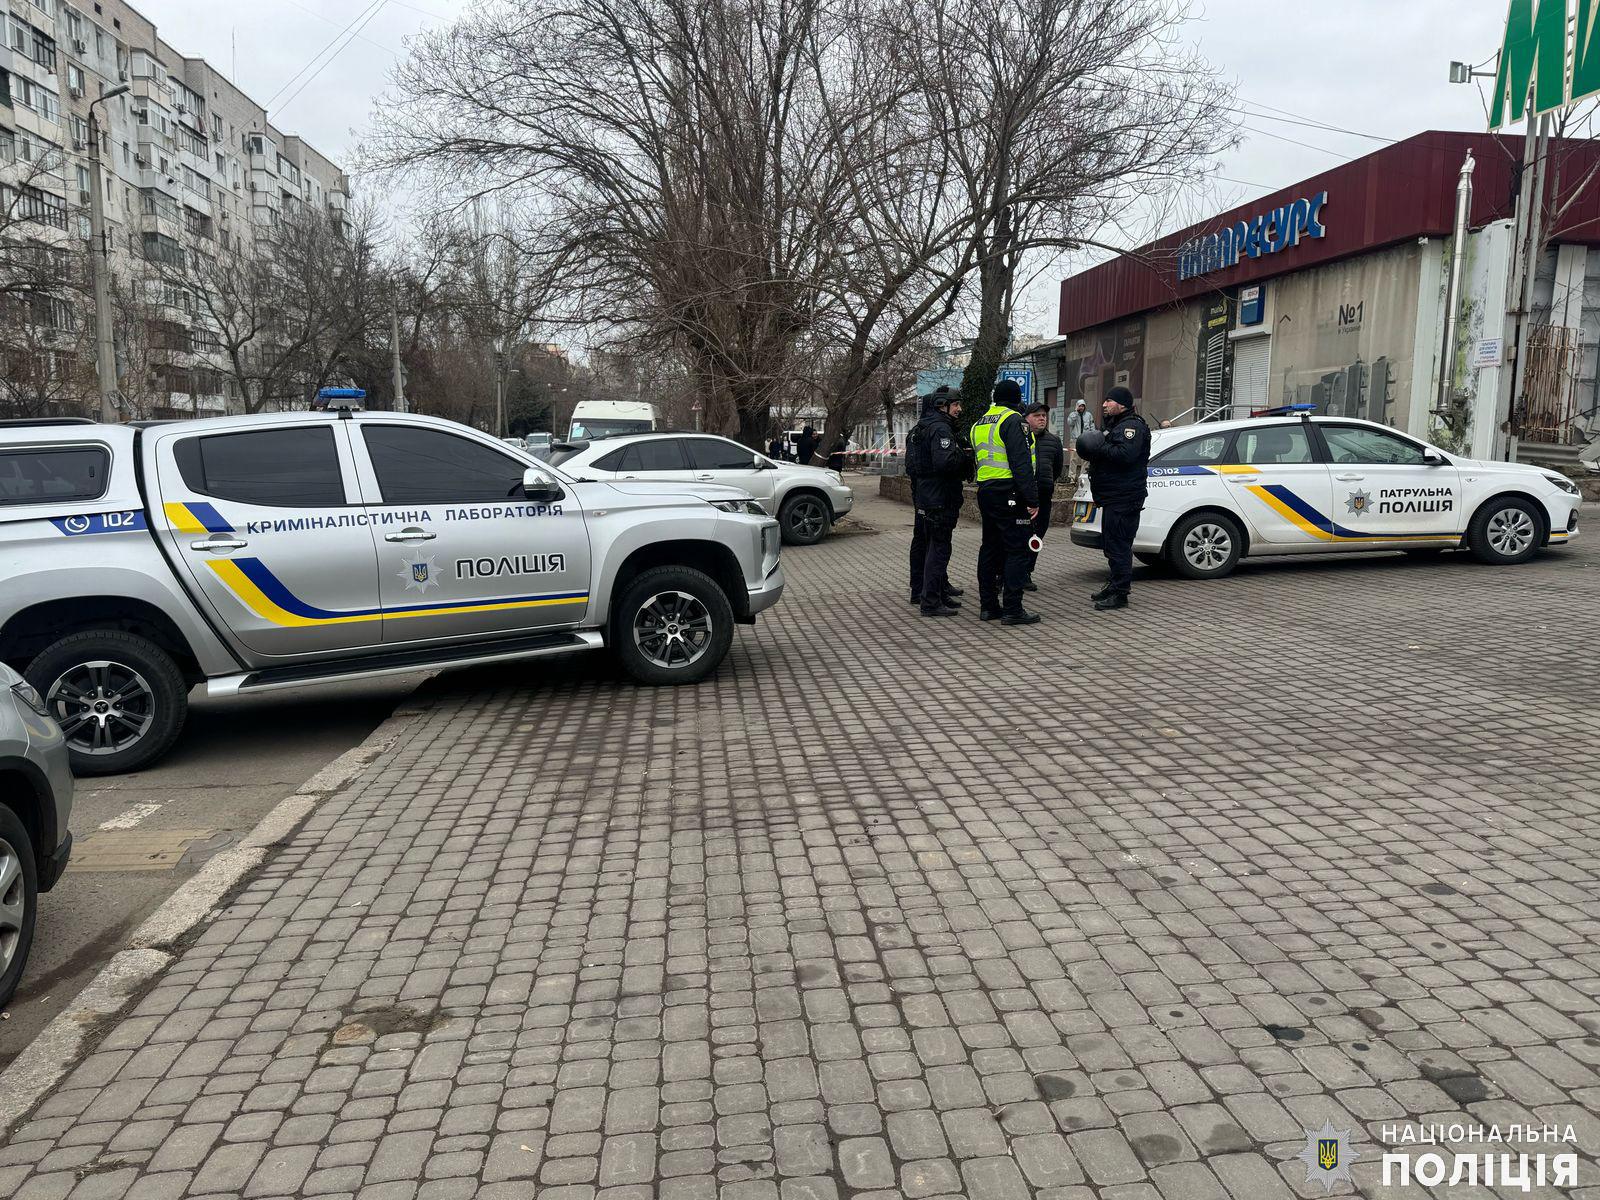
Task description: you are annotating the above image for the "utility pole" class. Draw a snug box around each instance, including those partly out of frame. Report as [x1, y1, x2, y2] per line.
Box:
[389, 288, 406, 413]
[87, 83, 130, 423]
[495, 347, 507, 436]
[1500, 98, 1551, 462]
[1437, 151, 1475, 418]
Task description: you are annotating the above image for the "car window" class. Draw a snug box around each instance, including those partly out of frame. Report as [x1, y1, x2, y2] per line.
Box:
[686, 438, 757, 470]
[363, 425, 525, 504]
[1237, 424, 1314, 465]
[1322, 425, 1427, 466]
[0, 446, 109, 505]
[174, 427, 344, 507]
[593, 447, 630, 472]
[630, 439, 688, 471]
[1151, 432, 1234, 467]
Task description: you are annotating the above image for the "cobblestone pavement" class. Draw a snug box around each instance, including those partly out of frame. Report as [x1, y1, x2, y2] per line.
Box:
[3, 493, 1598, 1200]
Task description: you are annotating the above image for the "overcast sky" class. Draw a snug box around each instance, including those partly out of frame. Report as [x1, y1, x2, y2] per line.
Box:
[141, 0, 1516, 334]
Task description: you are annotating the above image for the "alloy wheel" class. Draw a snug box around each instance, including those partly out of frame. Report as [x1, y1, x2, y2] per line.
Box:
[0, 837, 25, 978]
[633, 591, 714, 669]
[1486, 507, 1535, 557]
[1183, 523, 1232, 571]
[46, 660, 156, 757]
[790, 498, 827, 541]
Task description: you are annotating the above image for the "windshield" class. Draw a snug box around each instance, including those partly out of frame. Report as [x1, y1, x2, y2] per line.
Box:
[570, 418, 653, 439]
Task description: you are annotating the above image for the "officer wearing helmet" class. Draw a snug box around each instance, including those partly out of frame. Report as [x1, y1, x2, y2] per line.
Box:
[905, 386, 971, 616]
[969, 378, 1040, 625]
[1075, 385, 1150, 610]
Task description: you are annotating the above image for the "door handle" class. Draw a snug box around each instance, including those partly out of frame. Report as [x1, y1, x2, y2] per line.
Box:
[384, 528, 436, 543]
[695, 473, 716, 481]
[1334, 473, 1365, 481]
[191, 537, 247, 552]
[1225, 475, 1259, 484]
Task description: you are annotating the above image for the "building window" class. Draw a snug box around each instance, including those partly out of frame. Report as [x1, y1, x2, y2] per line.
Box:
[31, 27, 57, 71]
[67, 64, 85, 94]
[1, 184, 69, 230]
[142, 231, 183, 268]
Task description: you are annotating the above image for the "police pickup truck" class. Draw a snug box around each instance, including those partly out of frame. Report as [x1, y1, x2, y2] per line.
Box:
[0, 408, 785, 774]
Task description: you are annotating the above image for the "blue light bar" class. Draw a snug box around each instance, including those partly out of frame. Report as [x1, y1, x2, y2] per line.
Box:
[318, 388, 366, 400]
[1253, 403, 1317, 417]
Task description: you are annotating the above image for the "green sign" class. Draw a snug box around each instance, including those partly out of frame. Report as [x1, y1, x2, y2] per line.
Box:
[1491, 0, 1600, 127]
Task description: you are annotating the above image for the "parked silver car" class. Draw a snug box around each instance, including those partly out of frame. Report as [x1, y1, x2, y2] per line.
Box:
[552, 432, 855, 545]
[0, 661, 74, 1008]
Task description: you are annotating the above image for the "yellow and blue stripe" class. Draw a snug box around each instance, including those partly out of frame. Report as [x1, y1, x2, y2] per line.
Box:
[164, 501, 587, 627]
[1245, 483, 1459, 543]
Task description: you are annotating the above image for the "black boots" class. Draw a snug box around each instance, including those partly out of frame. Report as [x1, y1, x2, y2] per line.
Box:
[1094, 593, 1129, 611]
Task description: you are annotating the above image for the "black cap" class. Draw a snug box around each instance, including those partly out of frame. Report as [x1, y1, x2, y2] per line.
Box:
[1106, 386, 1135, 408]
[1024, 402, 1048, 416]
[994, 379, 1023, 408]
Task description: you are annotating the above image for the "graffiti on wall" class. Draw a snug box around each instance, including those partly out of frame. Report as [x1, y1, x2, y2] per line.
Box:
[1063, 318, 1146, 404]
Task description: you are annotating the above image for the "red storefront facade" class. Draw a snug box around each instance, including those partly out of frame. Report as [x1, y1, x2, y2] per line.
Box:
[1053, 130, 1600, 453]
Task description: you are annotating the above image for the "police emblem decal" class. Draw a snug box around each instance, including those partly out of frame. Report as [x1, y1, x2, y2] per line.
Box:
[398, 554, 439, 594]
[1344, 489, 1371, 517]
[1296, 1122, 1357, 1192]
[1123, 425, 1137, 439]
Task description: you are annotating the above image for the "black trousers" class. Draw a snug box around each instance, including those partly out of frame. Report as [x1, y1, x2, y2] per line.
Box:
[1101, 503, 1142, 596]
[909, 507, 957, 605]
[976, 487, 1032, 614]
[1027, 485, 1055, 573]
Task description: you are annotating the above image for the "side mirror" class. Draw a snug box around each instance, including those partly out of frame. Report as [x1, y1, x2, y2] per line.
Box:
[755, 456, 777, 470]
[522, 469, 566, 503]
[1422, 450, 1447, 466]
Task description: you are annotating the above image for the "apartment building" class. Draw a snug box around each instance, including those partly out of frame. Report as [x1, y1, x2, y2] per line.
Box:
[0, 0, 351, 417]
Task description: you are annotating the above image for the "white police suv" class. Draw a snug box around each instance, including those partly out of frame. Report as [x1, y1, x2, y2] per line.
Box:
[1070, 407, 1581, 578]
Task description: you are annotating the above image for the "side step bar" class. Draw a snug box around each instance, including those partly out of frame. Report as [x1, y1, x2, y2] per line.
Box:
[206, 630, 606, 698]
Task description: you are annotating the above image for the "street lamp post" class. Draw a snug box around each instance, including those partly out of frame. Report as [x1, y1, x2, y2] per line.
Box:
[87, 83, 130, 423]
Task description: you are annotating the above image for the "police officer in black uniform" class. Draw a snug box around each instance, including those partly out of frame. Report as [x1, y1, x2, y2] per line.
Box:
[1076, 385, 1150, 611]
[906, 387, 971, 616]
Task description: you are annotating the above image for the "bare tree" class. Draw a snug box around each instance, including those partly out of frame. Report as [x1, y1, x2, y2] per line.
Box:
[370, 0, 887, 445]
[0, 147, 91, 417]
[874, 0, 1234, 423]
[372, 0, 1233, 456]
[163, 202, 381, 413]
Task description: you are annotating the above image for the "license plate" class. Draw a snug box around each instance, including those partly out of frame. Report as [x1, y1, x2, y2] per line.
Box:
[1073, 502, 1097, 524]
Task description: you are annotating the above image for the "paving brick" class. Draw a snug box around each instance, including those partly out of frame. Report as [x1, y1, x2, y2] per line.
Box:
[3, 495, 1598, 1200]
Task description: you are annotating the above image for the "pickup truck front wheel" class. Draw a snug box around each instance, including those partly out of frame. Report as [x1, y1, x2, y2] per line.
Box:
[26, 631, 188, 776]
[613, 566, 735, 685]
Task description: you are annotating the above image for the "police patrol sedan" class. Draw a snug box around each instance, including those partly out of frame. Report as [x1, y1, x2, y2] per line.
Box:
[1069, 408, 1581, 578]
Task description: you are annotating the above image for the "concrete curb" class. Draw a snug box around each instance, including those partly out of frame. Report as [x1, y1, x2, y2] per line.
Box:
[0, 700, 430, 1135]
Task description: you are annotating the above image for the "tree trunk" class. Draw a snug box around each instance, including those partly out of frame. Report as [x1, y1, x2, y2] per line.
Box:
[957, 217, 1014, 438]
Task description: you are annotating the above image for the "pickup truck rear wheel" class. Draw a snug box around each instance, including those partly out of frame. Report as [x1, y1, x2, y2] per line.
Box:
[26, 631, 188, 776]
[613, 566, 735, 685]
[0, 805, 38, 1009]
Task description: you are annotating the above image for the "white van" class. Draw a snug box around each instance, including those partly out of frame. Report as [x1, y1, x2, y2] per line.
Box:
[569, 400, 659, 440]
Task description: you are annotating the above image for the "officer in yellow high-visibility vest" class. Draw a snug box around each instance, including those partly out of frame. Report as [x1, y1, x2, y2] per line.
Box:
[970, 378, 1041, 625]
